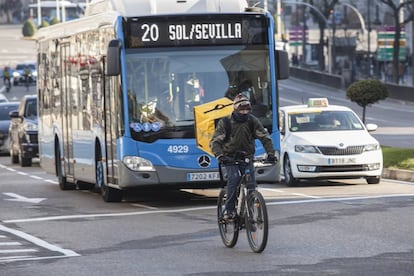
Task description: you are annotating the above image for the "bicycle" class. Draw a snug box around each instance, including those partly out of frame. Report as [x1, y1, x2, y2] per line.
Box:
[4, 77, 11, 93]
[217, 151, 275, 253]
[24, 75, 30, 91]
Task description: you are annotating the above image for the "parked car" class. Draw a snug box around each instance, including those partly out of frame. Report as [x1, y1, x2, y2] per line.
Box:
[279, 98, 383, 186]
[0, 102, 19, 155]
[12, 63, 37, 86]
[9, 95, 38, 166]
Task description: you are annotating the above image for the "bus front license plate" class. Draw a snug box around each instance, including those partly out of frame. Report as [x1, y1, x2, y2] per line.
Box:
[187, 172, 220, 181]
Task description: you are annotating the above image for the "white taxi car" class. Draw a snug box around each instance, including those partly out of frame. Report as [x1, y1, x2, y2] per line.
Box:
[279, 98, 382, 186]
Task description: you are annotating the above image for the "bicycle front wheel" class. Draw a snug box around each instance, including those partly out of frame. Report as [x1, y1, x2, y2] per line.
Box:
[245, 190, 268, 253]
[217, 189, 239, 248]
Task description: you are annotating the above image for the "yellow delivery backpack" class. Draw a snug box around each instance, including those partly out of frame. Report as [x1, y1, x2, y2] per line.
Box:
[193, 97, 233, 156]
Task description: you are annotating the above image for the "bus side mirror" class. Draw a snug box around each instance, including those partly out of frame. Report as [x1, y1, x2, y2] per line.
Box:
[275, 50, 289, 80]
[106, 39, 121, 76]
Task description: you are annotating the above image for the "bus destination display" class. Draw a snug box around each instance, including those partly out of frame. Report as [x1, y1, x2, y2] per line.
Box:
[126, 15, 267, 48]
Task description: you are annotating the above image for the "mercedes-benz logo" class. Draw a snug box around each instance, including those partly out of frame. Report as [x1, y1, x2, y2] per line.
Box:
[198, 155, 211, 168]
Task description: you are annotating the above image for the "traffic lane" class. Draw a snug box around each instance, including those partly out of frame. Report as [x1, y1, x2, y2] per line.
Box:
[0, 25, 36, 68]
[1, 155, 414, 216]
[279, 78, 414, 128]
[1, 191, 414, 274]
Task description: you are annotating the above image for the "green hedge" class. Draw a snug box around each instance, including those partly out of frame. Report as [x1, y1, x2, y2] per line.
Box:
[22, 19, 36, 37]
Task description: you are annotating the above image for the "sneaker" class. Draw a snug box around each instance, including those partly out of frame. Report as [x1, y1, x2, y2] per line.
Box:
[223, 210, 236, 220]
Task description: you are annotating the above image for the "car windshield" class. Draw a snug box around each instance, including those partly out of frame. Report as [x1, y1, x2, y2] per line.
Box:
[288, 110, 365, 132]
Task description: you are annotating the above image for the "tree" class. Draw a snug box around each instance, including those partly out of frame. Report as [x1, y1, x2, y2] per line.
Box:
[378, 0, 414, 84]
[0, 0, 22, 23]
[346, 79, 388, 123]
[22, 19, 36, 37]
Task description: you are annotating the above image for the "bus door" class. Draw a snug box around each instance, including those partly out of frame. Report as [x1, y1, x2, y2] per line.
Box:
[103, 66, 118, 185]
[60, 43, 75, 178]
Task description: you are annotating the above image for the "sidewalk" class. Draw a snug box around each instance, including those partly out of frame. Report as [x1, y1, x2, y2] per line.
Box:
[382, 168, 414, 182]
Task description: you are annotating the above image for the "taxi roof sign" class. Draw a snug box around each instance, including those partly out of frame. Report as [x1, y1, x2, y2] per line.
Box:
[308, 98, 329, 107]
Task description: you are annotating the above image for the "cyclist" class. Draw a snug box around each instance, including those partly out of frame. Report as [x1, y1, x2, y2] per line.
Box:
[210, 93, 277, 220]
[3, 66, 11, 86]
[24, 65, 31, 89]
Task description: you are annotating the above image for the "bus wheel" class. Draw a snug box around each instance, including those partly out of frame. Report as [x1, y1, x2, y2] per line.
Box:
[97, 159, 122, 202]
[56, 145, 75, 190]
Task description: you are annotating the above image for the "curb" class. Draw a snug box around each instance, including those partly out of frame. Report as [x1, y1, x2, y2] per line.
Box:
[382, 168, 414, 182]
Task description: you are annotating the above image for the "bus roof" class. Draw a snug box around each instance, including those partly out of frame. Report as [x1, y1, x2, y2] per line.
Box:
[85, 0, 248, 17]
[36, 0, 251, 41]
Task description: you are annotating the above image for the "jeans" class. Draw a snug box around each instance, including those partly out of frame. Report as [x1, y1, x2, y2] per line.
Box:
[224, 160, 256, 212]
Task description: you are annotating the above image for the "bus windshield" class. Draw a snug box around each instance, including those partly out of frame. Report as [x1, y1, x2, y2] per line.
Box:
[126, 46, 272, 141]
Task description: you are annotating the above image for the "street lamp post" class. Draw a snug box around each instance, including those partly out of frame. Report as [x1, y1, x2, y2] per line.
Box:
[282, 1, 331, 71]
[367, 0, 372, 77]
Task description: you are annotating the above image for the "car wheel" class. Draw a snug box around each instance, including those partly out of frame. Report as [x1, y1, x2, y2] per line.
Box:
[20, 156, 32, 167]
[366, 176, 380, 184]
[283, 155, 297, 187]
[10, 145, 19, 164]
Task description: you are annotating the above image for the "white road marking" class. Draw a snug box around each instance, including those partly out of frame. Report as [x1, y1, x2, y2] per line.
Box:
[0, 249, 37, 253]
[0, 255, 32, 261]
[3, 194, 414, 224]
[3, 193, 46, 204]
[0, 242, 21, 246]
[0, 224, 80, 260]
[131, 203, 158, 210]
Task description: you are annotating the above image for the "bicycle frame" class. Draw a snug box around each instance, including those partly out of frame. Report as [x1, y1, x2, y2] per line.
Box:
[217, 154, 270, 253]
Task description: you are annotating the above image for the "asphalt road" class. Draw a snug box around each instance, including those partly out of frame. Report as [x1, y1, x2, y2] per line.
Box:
[0, 157, 414, 275]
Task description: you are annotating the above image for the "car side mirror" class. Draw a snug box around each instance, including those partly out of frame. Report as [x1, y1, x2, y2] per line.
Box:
[366, 123, 378, 132]
[9, 110, 19, 119]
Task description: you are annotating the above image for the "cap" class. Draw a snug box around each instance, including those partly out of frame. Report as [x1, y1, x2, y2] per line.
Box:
[233, 93, 251, 112]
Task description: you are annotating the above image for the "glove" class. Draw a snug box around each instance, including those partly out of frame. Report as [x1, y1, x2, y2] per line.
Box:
[217, 155, 231, 164]
[266, 154, 277, 163]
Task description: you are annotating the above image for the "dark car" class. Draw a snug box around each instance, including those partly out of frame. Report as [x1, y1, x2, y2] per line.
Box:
[9, 95, 38, 166]
[0, 102, 19, 155]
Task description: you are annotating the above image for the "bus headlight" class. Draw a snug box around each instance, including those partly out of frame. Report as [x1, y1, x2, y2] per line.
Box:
[123, 156, 155, 171]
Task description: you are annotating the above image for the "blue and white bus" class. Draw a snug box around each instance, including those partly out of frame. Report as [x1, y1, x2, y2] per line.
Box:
[36, 0, 289, 202]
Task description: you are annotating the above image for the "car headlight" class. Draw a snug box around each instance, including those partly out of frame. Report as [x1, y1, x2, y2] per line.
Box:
[13, 72, 21, 78]
[23, 122, 38, 131]
[363, 144, 380, 152]
[295, 145, 320, 153]
[123, 156, 155, 171]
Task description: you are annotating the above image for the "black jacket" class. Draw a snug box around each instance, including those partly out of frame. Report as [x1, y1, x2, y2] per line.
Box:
[210, 113, 275, 158]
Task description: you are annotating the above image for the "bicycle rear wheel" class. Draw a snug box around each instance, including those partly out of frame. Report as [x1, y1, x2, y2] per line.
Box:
[245, 190, 268, 253]
[217, 189, 239, 248]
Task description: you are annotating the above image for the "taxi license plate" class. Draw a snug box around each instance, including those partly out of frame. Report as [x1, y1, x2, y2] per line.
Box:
[187, 172, 220, 181]
[328, 157, 357, 165]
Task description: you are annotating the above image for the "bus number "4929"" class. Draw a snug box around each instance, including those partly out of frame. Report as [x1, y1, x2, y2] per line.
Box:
[167, 145, 189, 154]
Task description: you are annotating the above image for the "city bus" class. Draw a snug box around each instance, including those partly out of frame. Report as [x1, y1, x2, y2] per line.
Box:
[36, 0, 289, 202]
